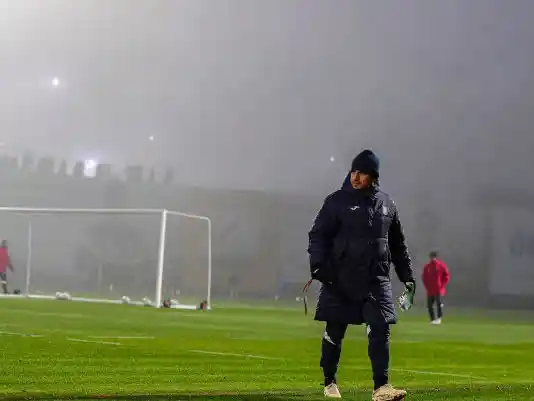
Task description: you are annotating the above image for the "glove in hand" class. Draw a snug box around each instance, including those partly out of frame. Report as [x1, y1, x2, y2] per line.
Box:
[399, 281, 415, 311]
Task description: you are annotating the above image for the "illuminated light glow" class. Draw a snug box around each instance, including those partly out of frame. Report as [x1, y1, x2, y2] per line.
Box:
[84, 159, 97, 169]
[330, 156, 335, 162]
[149, 135, 155, 141]
[51, 77, 60, 87]
[83, 159, 98, 177]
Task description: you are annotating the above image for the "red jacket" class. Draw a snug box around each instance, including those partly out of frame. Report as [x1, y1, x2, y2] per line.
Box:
[0, 248, 9, 273]
[422, 259, 450, 296]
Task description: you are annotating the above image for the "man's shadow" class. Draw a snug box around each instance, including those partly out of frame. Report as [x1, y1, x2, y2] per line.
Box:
[0, 394, 312, 401]
[0, 385, 530, 401]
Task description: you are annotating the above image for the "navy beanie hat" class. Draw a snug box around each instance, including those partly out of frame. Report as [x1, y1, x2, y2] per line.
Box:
[351, 149, 380, 178]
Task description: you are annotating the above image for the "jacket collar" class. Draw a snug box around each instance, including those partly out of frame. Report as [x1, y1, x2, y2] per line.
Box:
[341, 173, 379, 199]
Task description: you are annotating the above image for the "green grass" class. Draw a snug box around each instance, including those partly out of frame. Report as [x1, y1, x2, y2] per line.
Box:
[0, 298, 533, 400]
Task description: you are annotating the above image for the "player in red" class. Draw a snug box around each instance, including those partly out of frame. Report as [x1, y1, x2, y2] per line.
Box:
[0, 240, 14, 294]
[422, 251, 450, 325]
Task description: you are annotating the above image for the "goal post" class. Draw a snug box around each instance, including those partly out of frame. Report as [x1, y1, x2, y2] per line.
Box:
[165, 210, 212, 309]
[0, 207, 212, 309]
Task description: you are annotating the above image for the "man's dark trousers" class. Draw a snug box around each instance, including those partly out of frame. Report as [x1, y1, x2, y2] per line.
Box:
[427, 295, 443, 321]
[321, 321, 390, 390]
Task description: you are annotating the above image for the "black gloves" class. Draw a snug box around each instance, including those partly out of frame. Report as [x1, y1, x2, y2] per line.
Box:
[310, 264, 333, 285]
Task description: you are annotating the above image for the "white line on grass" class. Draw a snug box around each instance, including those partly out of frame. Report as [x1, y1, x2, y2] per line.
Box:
[67, 337, 121, 346]
[346, 365, 487, 381]
[391, 368, 487, 380]
[0, 330, 44, 338]
[190, 350, 284, 360]
[3, 309, 89, 319]
[89, 336, 155, 340]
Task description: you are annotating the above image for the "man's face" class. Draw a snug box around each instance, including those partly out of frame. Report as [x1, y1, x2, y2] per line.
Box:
[350, 171, 372, 189]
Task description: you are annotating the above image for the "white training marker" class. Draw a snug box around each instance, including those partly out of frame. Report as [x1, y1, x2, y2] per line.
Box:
[67, 337, 121, 346]
[190, 350, 283, 360]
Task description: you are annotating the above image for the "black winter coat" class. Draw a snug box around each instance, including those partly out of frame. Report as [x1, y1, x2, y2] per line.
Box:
[308, 174, 414, 325]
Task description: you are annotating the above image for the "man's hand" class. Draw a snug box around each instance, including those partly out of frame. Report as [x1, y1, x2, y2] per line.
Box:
[399, 281, 415, 311]
[311, 267, 332, 284]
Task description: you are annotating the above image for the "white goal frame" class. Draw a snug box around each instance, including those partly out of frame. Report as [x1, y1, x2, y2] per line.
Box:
[0, 207, 212, 309]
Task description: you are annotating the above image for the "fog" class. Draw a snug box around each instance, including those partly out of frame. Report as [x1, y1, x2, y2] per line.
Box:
[0, 0, 533, 308]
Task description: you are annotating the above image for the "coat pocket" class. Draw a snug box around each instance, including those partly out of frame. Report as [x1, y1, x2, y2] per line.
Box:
[331, 238, 348, 262]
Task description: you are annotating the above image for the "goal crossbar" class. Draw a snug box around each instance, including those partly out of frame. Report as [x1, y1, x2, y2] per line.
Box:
[0, 207, 212, 309]
[0, 207, 211, 222]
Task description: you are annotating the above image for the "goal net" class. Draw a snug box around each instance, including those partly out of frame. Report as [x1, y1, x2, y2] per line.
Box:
[0, 208, 211, 309]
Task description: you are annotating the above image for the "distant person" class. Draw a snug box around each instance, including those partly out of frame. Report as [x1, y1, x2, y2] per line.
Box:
[422, 251, 450, 324]
[308, 149, 415, 400]
[0, 240, 14, 294]
[228, 274, 238, 299]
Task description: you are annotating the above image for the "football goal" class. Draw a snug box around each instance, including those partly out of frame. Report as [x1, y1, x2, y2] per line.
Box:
[0, 207, 211, 310]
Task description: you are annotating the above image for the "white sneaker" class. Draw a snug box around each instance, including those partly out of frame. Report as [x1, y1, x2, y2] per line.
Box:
[430, 319, 442, 325]
[372, 384, 406, 401]
[324, 383, 342, 398]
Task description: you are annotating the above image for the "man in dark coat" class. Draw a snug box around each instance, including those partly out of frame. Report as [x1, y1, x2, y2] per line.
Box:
[308, 149, 415, 400]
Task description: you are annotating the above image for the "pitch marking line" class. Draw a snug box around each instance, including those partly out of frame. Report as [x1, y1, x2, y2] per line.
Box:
[391, 368, 487, 380]
[89, 336, 155, 340]
[190, 350, 284, 360]
[0, 330, 44, 338]
[4, 309, 89, 319]
[67, 337, 121, 346]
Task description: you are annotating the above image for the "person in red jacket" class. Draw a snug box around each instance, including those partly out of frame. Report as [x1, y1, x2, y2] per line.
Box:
[422, 251, 450, 324]
[0, 240, 14, 294]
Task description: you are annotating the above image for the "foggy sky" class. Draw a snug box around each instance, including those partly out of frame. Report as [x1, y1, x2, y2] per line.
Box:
[1, 0, 534, 195]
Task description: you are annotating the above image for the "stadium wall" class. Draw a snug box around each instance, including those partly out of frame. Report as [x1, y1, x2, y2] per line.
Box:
[2, 156, 527, 308]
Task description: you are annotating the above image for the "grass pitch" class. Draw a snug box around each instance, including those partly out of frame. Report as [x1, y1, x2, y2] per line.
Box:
[0, 298, 533, 400]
